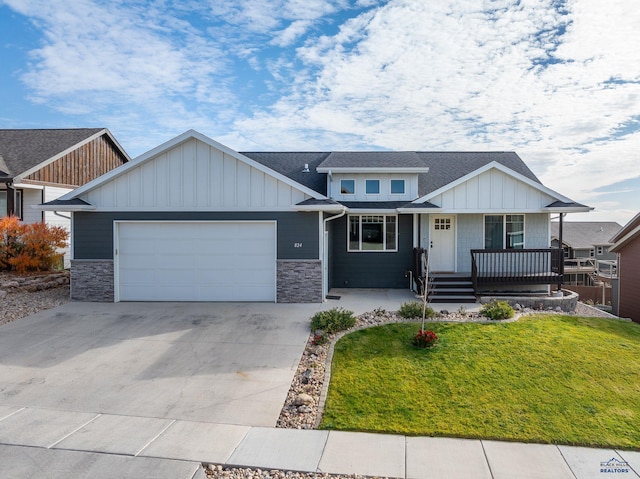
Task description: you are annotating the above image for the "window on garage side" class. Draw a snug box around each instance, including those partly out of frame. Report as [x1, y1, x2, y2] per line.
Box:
[348, 214, 397, 252]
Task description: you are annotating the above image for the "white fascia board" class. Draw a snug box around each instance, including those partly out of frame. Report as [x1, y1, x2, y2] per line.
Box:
[610, 224, 640, 252]
[423, 208, 553, 214]
[13, 182, 44, 190]
[396, 207, 440, 213]
[347, 208, 399, 214]
[84, 205, 300, 213]
[414, 161, 575, 204]
[14, 129, 118, 183]
[292, 205, 347, 213]
[610, 211, 640, 243]
[32, 203, 96, 212]
[542, 206, 594, 213]
[317, 167, 429, 173]
[58, 129, 325, 202]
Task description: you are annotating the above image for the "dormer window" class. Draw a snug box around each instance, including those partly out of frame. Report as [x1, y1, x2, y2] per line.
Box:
[365, 179, 380, 195]
[340, 179, 355, 195]
[390, 179, 405, 195]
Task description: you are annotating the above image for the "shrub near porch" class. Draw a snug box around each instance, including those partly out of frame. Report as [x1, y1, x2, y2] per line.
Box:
[320, 316, 640, 449]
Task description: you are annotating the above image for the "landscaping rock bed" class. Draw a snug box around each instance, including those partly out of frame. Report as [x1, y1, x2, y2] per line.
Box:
[0, 272, 70, 326]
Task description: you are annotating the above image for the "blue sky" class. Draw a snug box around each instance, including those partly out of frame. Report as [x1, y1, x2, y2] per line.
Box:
[1, 0, 639, 226]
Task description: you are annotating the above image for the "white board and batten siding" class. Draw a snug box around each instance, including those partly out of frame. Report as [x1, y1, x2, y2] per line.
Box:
[83, 138, 309, 210]
[115, 221, 277, 302]
[430, 169, 555, 212]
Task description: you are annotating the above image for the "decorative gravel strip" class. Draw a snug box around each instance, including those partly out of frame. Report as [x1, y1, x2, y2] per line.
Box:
[203, 464, 394, 479]
[0, 283, 70, 326]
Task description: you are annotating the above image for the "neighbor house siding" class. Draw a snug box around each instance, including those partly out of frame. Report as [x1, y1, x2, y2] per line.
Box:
[617, 240, 640, 323]
[73, 211, 319, 260]
[330, 214, 413, 288]
[24, 135, 126, 187]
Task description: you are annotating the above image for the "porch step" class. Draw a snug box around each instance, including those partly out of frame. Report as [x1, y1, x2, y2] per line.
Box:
[427, 274, 476, 303]
[428, 295, 477, 303]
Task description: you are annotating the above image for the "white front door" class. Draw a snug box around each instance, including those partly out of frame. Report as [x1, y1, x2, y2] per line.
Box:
[429, 215, 456, 272]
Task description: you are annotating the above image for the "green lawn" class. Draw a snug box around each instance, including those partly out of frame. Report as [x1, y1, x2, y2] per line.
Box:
[320, 315, 640, 449]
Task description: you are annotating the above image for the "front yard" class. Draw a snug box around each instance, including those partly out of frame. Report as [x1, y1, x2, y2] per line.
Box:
[320, 315, 640, 449]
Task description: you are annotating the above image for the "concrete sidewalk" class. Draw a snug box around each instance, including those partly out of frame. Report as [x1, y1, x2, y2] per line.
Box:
[1, 406, 638, 479]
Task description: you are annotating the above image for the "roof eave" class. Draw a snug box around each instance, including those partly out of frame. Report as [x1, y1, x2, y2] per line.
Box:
[32, 203, 96, 212]
[610, 224, 640, 253]
[542, 206, 594, 213]
[292, 204, 348, 213]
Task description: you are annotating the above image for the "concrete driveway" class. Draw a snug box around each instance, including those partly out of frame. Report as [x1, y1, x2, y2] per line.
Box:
[0, 301, 315, 427]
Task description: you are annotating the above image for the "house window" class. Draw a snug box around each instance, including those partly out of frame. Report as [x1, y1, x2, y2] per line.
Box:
[390, 179, 405, 195]
[0, 190, 21, 219]
[14, 190, 22, 220]
[484, 214, 524, 249]
[365, 180, 380, 195]
[596, 246, 604, 255]
[0, 191, 6, 217]
[589, 249, 595, 257]
[340, 179, 355, 195]
[348, 215, 397, 252]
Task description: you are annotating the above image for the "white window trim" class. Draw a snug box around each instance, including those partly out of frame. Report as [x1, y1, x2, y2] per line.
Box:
[389, 179, 405, 195]
[347, 214, 398, 252]
[340, 179, 356, 195]
[365, 179, 380, 195]
[483, 214, 526, 249]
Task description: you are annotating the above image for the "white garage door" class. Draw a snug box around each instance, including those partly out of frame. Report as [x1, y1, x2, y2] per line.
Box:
[116, 221, 276, 302]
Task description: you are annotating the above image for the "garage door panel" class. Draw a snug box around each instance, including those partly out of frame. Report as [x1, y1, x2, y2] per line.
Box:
[117, 222, 276, 302]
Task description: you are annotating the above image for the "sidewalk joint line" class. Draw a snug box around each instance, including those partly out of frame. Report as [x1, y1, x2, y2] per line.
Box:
[480, 440, 495, 479]
[135, 419, 177, 457]
[47, 413, 102, 449]
[555, 445, 578, 479]
[0, 407, 26, 422]
[315, 429, 331, 473]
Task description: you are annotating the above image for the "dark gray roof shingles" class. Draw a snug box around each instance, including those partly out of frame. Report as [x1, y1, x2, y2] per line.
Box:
[0, 128, 104, 179]
[551, 221, 622, 249]
[243, 151, 539, 198]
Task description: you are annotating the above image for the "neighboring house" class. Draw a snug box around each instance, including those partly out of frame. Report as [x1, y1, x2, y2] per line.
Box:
[0, 128, 130, 266]
[39, 130, 590, 303]
[550, 222, 621, 285]
[609, 212, 640, 323]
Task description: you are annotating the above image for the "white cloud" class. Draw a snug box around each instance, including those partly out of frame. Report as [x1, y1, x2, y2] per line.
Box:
[3, 0, 639, 225]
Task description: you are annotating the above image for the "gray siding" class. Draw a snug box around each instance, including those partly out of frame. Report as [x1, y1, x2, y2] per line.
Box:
[73, 211, 319, 260]
[330, 214, 413, 288]
[456, 214, 483, 272]
[525, 213, 550, 248]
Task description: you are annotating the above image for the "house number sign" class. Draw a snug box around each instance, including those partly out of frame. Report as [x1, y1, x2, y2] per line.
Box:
[294, 243, 303, 248]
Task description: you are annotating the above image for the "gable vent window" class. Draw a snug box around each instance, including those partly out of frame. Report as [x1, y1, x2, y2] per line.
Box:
[349, 214, 397, 252]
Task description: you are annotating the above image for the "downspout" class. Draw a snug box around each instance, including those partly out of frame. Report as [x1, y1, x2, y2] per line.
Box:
[322, 207, 347, 300]
[54, 211, 71, 220]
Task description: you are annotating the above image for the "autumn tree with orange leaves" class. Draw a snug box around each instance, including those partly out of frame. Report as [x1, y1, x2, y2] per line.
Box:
[0, 216, 68, 273]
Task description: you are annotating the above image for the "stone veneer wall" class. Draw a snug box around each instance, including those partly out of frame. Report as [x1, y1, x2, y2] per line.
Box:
[71, 259, 114, 302]
[277, 260, 323, 303]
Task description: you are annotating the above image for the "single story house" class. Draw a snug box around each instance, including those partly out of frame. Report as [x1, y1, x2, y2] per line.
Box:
[550, 221, 621, 285]
[609, 212, 640, 323]
[40, 130, 591, 303]
[1, 128, 130, 265]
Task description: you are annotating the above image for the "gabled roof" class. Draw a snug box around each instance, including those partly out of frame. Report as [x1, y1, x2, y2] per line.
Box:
[610, 212, 640, 253]
[551, 221, 622, 249]
[46, 130, 325, 210]
[0, 128, 129, 181]
[244, 151, 540, 198]
[416, 152, 540, 193]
